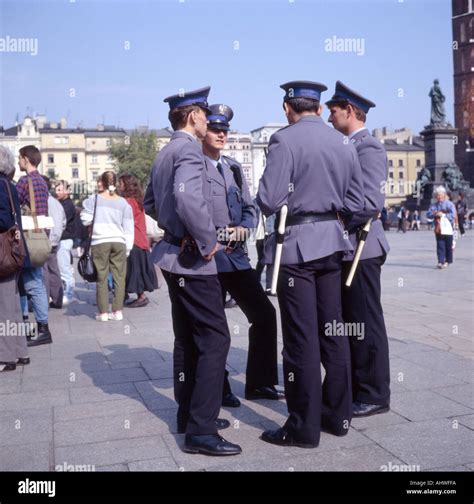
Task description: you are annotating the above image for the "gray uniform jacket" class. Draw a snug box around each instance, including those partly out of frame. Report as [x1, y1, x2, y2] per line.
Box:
[343, 129, 390, 261]
[144, 131, 217, 275]
[256, 115, 364, 265]
[204, 155, 256, 272]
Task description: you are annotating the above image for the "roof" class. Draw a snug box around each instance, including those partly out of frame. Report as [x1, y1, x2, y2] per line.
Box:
[382, 138, 424, 151]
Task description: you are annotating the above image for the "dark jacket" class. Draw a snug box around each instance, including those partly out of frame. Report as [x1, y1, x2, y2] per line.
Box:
[0, 174, 30, 268]
[60, 197, 76, 240]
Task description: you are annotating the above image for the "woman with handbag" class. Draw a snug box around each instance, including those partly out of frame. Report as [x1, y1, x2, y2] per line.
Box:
[80, 171, 134, 322]
[119, 174, 157, 308]
[0, 147, 29, 372]
[426, 186, 457, 269]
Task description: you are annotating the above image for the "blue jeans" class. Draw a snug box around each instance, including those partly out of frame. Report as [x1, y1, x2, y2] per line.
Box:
[58, 239, 75, 300]
[436, 234, 453, 264]
[20, 267, 49, 324]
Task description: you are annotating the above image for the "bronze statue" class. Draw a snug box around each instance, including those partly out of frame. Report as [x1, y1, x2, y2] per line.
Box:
[429, 79, 447, 126]
[442, 163, 468, 191]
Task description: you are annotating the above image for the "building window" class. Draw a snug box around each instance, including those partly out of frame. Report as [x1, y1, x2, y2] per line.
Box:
[398, 171, 404, 179]
[54, 136, 68, 144]
[416, 159, 421, 167]
[398, 160, 403, 167]
[91, 155, 98, 164]
[72, 168, 79, 179]
[71, 153, 78, 164]
[460, 22, 466, 43]
[388, 160, 393, 167]
[48, 154, 54, 164]
[243, 153, 249, 163]
[92, 171, 99, 179]
[398, 181, 405, 194]
[243, 167, 251, 179]
[47, 169, 55, 179]
[389, 171, 394, 179]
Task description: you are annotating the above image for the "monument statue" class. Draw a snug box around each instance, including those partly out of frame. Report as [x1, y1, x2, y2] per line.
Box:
[429, 79, 447, 126]
[414, 166, 432, 198]
[442, 163, 468, 192]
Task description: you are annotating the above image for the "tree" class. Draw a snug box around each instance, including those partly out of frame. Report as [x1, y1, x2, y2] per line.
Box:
[109, 131, 158, 187]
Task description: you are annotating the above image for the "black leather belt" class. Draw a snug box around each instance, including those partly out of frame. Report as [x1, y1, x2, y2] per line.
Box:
[163, 233, 182, 247]
[285, 212, 338, 226]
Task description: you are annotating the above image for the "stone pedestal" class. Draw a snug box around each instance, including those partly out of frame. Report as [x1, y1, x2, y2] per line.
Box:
[420, 125, 458, 183]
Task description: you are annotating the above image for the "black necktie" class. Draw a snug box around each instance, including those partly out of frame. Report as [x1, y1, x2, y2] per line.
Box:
[216, 161, 224, 179]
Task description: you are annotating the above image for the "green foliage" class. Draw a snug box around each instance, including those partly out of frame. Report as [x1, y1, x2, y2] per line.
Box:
[109, 131, 158, 187]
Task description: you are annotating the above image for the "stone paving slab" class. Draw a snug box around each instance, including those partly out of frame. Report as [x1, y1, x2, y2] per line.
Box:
[361, 418, 473, 469]
[1, 231, 472, 472]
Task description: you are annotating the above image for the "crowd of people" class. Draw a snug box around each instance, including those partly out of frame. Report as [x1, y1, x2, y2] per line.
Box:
[0, 145, 158, 372]
[0, 81, 470, 458]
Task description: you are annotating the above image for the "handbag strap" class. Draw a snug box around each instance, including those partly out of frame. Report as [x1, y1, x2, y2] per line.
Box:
[27, 175, 40, 232]
[85, 195, 98, 253]
[1, 178, 20, 227]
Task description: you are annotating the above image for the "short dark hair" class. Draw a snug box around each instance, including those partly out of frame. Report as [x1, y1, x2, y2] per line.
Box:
[168, 104, 204, 131]
[284, 97, 320, 114]
[328, 100, 366, 122]
[19, 145, 42, 167]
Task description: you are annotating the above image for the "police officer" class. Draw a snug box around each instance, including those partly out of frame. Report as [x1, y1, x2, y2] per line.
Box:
[202, 104, 283, 408]
[144, 87, 241, 456]
[257, 81, 364, 448]
[326, 81, 391, 417]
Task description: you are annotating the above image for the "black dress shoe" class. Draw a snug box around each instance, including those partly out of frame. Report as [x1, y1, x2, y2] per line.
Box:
[16, 357, 30, 366]
[27, 324, 52, 347]
[183, 434, 242, 456]
[352, 401, 390, 417]
[245, 385, 285, 401]
[321, 419, 349, 437]
[260, 427, 318, 448]
[0, 362, 16, 372]
[222, 392, 241, 408]
[125, 297, 150, 308]
[177, 417, 230, 434]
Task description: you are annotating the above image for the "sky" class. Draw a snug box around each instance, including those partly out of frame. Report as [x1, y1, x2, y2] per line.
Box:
[0, 0, 454, 134]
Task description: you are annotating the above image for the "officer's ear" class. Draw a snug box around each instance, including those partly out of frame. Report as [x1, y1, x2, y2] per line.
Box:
[316, 104, 324, 116]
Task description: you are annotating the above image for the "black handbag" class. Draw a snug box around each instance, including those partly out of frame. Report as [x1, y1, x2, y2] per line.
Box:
[78, 195, 98, 282]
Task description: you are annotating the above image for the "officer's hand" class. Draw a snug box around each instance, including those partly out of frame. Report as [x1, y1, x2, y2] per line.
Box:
[226, 226, 249, 241]
[203, 243, 219, 261]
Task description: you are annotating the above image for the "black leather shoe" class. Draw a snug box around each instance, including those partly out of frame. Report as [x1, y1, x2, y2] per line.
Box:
[321, 419, 349, 437]
[0, 362, 16, 372]
[125, 297, 150, 308]
[16, 357, 30, 366]
[183, 434, 242, 456]
[245, 386, 285, 401]
[27, 324, 52, 347]
[222, 392, 241, 408]
[352, 401, 390, 417]
[177, 417, 230, 434]
[260, 427, 317, 448]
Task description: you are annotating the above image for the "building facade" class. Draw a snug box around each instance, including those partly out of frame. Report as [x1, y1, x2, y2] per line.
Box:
[452, 0, 474, 185]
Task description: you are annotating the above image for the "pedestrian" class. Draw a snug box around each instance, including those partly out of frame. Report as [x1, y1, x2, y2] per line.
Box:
[257, 80, 364, 448]
[119, 173, 157, 308]
[80, 171, 134, 321]
[427, 186, 457, 269]
[202, 103, 282, 408]
[144, 86, 241, 456]
[327, 80, 391, 417]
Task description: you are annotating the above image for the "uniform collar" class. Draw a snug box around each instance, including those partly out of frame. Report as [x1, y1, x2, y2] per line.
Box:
[296, 115, 323, 124]
[349, 127, 368, 141]
[172, 130, 197, 142]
